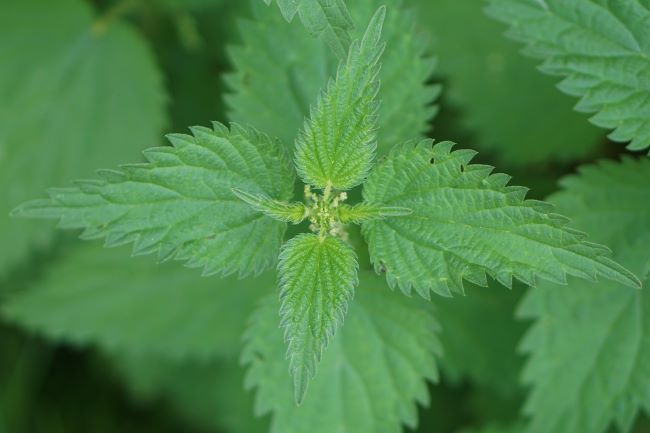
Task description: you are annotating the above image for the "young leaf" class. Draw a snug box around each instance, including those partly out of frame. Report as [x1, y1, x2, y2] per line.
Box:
[12, 122, 294, 278]
[227, 0, 439, 155]
[263, 0, 354, 59]
[277, 233, 358, 404]
[294, 6, 385, 190]
[485, 0, 650, 152]
[243, 272, 441, 433]
[414, 0, 602, 164]
[233, 189, 307, 224]
[1, 244, 271, 361]
[0, 0, 166, 276]
[519, 157, 650, 433]
[362, 140, 641, 298]
[337, 202, 412, 224]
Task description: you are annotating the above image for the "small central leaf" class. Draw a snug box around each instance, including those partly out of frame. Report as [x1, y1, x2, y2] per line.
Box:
[277, 233, 358, 404]
[294, 6, 386, 190]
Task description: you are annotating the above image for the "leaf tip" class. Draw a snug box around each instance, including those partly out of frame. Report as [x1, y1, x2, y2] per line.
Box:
[293, 371, 309, 406]
[231, 188, 257, 207]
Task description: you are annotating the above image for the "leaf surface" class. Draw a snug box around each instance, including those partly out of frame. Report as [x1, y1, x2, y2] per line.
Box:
[1, 244, 271, 361]
[414, 0, 602, 164]
[243, 272, 441, 433]
[519, 157, 650, 433]
[227, 0, 439, 155]
[278, 233, 358, 403]
[294, 7, 384, 190]
[12, 123, 294, 278]
[362, 140, 640, 298]
[485, 0, 650, 152]
[0, 0, 166, 275]
[263, 0, 354, 59]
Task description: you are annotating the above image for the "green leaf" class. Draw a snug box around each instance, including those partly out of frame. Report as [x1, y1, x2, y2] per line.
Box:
[518, 157, 650, 433]
[262, 0, 354, 59]
[362, 140, 641, 298]
[1, 244, 271, 361]
[232, 188, 307, 224]
[277, 233, 358, 404]
[12, 122, 294, 278]
[433, 282, 525, 395]
[113, 354, 267, 433]
[413, 0, 602, 164]
[337, 203, 412, 224]
[294, 6, 385, 190]
[0, 0, 166, 276]
[243, 271, 441, 433]
[485, 0, 650, 153]
[226, 0, 439, 155]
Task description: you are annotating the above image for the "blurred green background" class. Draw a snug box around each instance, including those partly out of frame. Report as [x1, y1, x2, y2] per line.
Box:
[0, 0, 648, 432]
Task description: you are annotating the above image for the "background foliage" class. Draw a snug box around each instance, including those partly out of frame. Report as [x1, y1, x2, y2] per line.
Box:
[1, 1, 649, 433]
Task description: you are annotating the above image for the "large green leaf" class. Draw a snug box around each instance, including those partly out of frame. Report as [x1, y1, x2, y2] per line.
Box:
[413, 0, 602, 164]
[485, 0, 650, 153]
[1, 244, 271, 361]
[519, 157, 650, 433]
[278, 233, 358, 403]
[0, 0, 166, 276]
[12, 123, 294, 278]
[294, 7, 384, 190]
[263, 0, 353, 59]
[362, 140, 640, 298]
[243, 272, 440, 433]
[226, 0, 439, 155]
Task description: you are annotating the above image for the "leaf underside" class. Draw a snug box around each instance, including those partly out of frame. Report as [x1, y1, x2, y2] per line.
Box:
[12, 122, 295, 278]
[485, 0, 650, 152]
[277, 233, 358, 404]
[362, 140, 640, 298]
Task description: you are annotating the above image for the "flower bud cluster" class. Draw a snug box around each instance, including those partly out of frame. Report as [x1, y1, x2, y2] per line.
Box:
[304, 184, 349, 240]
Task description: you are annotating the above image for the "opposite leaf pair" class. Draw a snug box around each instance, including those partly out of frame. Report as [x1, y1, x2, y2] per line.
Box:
[12, 6, 641, 405]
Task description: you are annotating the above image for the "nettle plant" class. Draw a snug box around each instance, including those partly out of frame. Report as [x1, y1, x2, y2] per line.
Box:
[11, 0, 643, 414]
